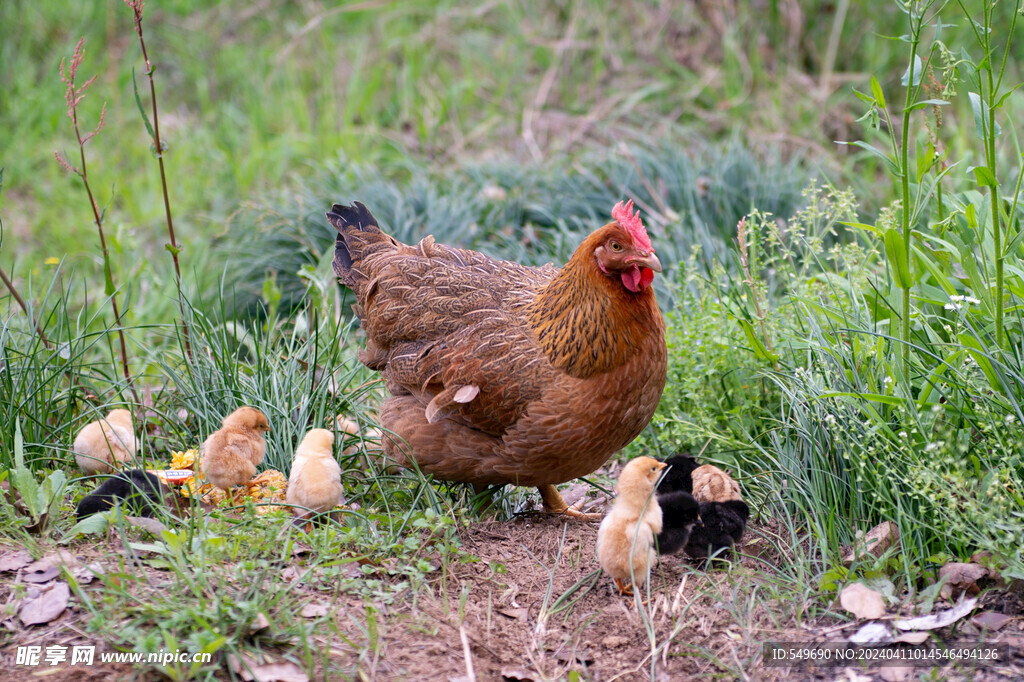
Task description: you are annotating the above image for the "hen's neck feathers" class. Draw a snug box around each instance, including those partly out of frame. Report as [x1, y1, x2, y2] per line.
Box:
[527, 227, 663, 379]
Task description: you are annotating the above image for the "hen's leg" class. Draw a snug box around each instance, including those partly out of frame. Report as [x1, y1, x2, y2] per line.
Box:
[537, 484, 601, 521]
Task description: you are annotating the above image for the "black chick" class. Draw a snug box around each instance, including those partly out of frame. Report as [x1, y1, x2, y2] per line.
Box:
[660, 453, 699, 494]
[656, 490, 701, 554]
[685, 499, 750, 559]
[76, 470, 165, 519]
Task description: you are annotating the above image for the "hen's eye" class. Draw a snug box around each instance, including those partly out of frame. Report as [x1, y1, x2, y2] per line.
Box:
[609, 241, 623, 252]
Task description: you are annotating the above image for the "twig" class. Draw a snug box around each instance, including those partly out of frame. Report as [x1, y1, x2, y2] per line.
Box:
[0, 265, 52, 349]
[55, 37, 138, 405]
[459, 625, 476, 682]
[124, 0, 191, 361]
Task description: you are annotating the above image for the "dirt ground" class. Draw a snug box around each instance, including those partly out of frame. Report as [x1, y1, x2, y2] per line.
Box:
[2, 514, 1023, 681]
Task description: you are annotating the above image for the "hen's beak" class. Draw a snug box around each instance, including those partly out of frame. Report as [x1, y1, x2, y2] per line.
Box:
[630, 251, 662, 273]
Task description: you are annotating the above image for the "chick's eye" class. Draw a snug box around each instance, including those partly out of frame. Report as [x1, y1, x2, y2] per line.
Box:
[609, 241, 623, 252]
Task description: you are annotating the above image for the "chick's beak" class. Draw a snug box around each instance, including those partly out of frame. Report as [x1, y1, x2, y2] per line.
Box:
[631, 251, 662, 273]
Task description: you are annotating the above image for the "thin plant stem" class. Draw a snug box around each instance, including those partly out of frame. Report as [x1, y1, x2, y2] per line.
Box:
[125, 0, 192, 361]
[0, 265, 52, 349]
[55, 38, 138, 405]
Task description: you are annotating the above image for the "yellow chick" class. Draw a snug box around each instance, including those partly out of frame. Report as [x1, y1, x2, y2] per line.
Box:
[286, 428, 343, 515]
[597, 456, 667, 596]
[690, 464, 742, 502]
[73, 409, 137, 475]
[200, 407, 271, 499]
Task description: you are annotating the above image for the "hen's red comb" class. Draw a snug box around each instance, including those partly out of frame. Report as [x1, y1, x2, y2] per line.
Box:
[611, 200, 652, 251]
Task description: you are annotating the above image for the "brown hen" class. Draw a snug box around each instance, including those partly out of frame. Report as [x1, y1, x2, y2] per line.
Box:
[329, 200, 667, 516]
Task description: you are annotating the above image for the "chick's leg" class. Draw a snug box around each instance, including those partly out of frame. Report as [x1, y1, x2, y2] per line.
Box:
[537, 484, 602, 521]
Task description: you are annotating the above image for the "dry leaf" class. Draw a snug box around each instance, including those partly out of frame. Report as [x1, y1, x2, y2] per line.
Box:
[848, 622, 894, 646]
[300, 603, 329, 619]
[894, 631, 929, 644]
[972, 611, 1013, 631]
[496, 607, 529, 621]
[894, 596, 977, 631]
[25, 550, 77, 572]
[938, 562, 987, 599]
[500, 669, 537, 682]
[19, 581, 70, 626]
[21, 566, 60, 583]
[229, 653, 309, 682]
[250, 612, 271, 633]
[0, 549, 32, 572]
[840, 582, 887, 620]
[878, 666, 914, 682]
[72, 562, 103, 585]
[842, 521, 899, 565]
[126, 516, 169, 535]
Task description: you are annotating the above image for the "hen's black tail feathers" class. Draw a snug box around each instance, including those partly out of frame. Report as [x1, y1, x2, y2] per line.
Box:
[327, 201, 379, 280]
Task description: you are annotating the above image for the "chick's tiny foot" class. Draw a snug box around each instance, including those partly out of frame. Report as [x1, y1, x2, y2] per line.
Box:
[614, 578, 634, 596]
[537, 484, 602, 521]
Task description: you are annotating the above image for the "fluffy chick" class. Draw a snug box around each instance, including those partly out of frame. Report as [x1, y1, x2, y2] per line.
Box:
[685, 499, 750, 559]
[200, 407, 271, 498]
[73, 409, 137, 475]
[690, 463, 742, 502]
[76, 470, 164, 519]
[597, 456, 667, 595]
[286, 428, 343, 515]
[655, 490, 701, 554]
[660, 453, 700, 494]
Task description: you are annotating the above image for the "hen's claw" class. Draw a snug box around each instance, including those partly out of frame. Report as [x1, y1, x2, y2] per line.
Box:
[538, 484, 603, 521]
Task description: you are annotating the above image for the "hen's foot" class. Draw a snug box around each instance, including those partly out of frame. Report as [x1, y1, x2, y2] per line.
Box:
[537, 484, 602, 521]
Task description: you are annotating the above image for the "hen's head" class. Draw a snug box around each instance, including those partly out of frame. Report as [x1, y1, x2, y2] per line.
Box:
[223, 406, 271, 433]
[591, 200, 662, 293]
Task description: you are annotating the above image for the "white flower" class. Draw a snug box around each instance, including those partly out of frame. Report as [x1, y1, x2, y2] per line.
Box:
[1006, 414, 1017, 424]
[925, 442, 940, 452]
[899, 431, 908, 438]
[965, 296, 981, 305]
[884, 376, 894, 385]
[950, 295, 965, 302]
[945, 302, 961, 311]
[825, 414, 837, 425]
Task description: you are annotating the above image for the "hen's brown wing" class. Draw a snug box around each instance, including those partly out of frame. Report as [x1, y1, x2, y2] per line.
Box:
[330, 203, 559, 436]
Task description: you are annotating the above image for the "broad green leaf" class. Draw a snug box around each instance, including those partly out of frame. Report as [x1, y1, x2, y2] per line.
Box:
[59, 513, 111, 543]
[736, 318, 778, 364]
[841, 221, 884, 236]
[884, 228, 912, 289]
[970, 165, 997, 188]
[968, 91, 1001, 139]
[870, 76, 886, 108]
[901, 54, 923, 87]
[958, 334, 1001, 394]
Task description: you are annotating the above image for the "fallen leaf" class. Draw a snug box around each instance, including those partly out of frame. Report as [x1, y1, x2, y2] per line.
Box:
[229, 653, 309, 682]
[894, 596, 977, 631]
[300, 603, 329, 619]
[19, 581, 70, 626]
[842, 521, 899, 565]
[250, 612, 271, 633]
[972, 611, 1013, 631]
[28, 550, 77, 571]
[21, 566, 60, 583]
[500, 669, 537, 682]
[878, 666, 914, 682]
[0, 550, 33, 572]
[938, 562, 988, 599]
[496, 607, 528, 621]
[848, 621, 894, 646]
[840, 582, 887, 619]
[72, 562, 104, 585]
[126, 516, 169, 535]
[894, 631, 929, 644]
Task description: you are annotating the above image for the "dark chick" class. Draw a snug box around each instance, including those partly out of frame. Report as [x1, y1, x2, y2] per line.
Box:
[655, 490, 701, 554]
[685, 500, 750, 559]
[659, 453, 700, 494]
[76, 470, 164, 519]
